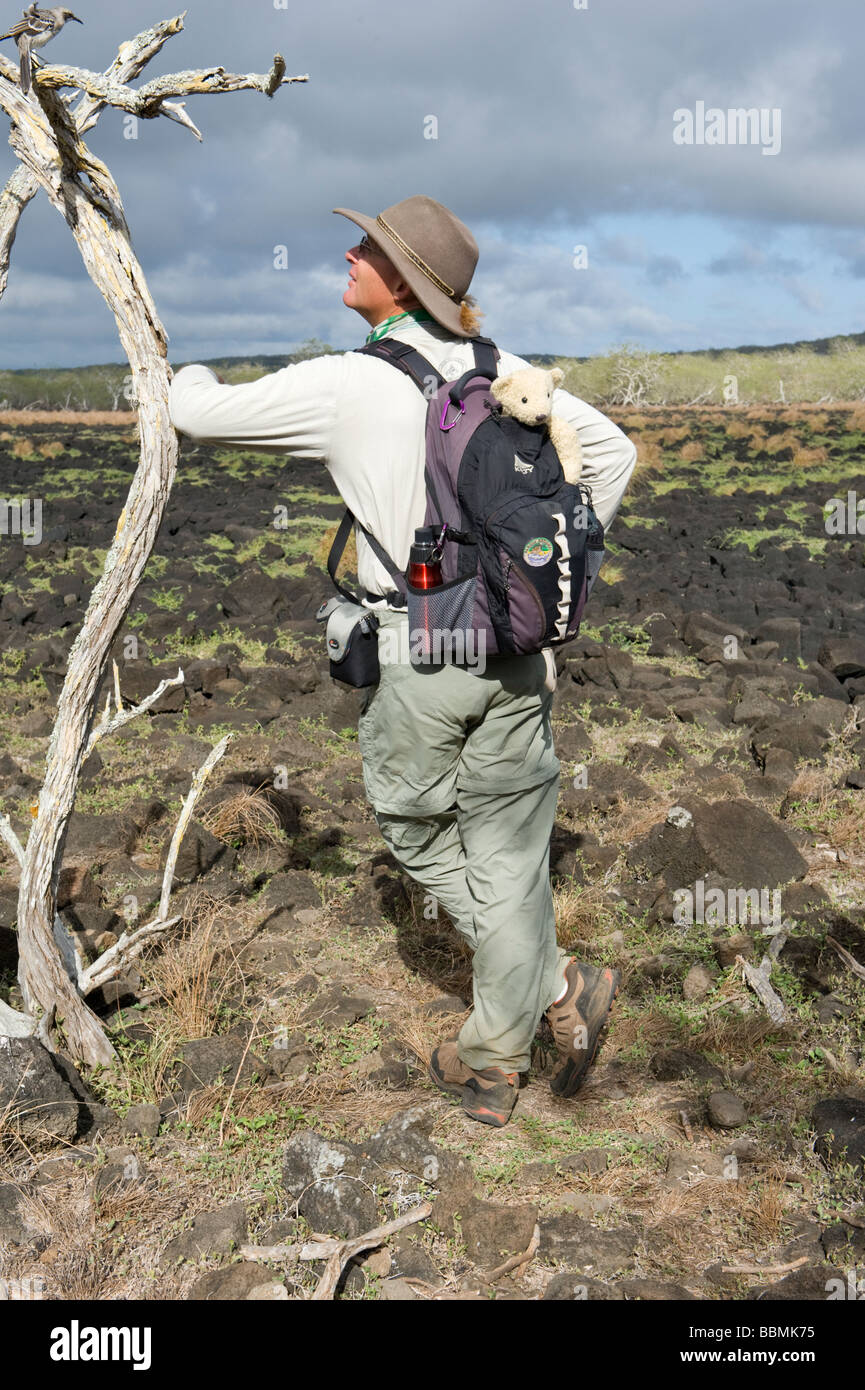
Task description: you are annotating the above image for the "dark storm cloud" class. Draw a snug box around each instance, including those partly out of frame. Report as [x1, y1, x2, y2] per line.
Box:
[0, 0, 862, 364]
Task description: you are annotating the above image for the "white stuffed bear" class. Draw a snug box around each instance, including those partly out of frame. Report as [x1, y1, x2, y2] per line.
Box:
[489, 365, 582, 483]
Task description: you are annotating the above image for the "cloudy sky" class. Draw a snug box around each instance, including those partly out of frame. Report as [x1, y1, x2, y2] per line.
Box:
[0, 0, 862, 367]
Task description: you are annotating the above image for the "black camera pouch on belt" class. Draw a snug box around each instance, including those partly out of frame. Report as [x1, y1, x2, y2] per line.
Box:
[315, 596, 380, 688]
[320, 508, 409, 689]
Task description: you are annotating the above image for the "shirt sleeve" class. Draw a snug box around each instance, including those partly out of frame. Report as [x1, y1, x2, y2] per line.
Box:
[168, 355, 349, 460]
[496, 350, 637, 531]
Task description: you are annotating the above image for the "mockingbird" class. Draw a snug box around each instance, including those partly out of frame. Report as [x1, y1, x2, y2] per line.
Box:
[0, 5, 82, 95]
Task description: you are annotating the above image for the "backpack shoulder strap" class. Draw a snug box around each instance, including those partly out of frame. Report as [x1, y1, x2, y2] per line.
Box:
[471, 335, 499, 380]
[356, 334, 500, 391]
[355, 339, 444, 395]
[327, 508, 407, 608]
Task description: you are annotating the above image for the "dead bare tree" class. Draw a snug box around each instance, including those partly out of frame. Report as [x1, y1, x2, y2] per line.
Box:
[604, 342, 668, 408]
[0, 14, 307, 1065]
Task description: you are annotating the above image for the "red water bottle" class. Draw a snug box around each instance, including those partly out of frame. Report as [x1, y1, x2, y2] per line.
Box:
[407, 527, 444, 665]
[407, 527, 443, 588]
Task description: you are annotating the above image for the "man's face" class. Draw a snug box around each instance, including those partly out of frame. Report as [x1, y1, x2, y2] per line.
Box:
[344, 235, 417, 326]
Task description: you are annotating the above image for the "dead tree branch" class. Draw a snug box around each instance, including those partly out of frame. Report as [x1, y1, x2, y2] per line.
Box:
[239, 1202, 434, 1301]
[485, 1223, 541, 1284]
[157, 733, 234, 923]
[737, 946, 788, 1025]
[0, 14, 187, 297]
[0, 16, 304, 1063]
[33, 55, 307, 110]
[827, 935, 865, 983]
[721, 1255, 808, 1277]
[79, 730, 233, 994]
[83, 667, 185, 759]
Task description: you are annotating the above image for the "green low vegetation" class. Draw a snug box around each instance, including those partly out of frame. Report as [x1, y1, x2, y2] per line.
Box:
[4, 333, 865, 410]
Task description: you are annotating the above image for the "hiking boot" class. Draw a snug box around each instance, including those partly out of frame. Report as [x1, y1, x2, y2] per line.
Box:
[428, 1041, 519, 1128]
[545, 960, 621, 1098]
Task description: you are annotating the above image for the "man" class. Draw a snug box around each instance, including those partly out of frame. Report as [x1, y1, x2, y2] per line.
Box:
[169, 194, 637, 1128]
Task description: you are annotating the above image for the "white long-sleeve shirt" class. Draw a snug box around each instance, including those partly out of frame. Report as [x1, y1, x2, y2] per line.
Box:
[168, 316, 637, 604]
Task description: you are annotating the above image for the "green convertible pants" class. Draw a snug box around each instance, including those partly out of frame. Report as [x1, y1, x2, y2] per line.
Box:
[357, 611, 572, 1073]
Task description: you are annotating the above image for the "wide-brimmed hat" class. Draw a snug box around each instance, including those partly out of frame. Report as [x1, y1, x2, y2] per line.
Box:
[333, 194, 478, 338]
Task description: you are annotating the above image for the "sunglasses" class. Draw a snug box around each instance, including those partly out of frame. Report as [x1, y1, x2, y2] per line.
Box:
[357, 234, 387, 258]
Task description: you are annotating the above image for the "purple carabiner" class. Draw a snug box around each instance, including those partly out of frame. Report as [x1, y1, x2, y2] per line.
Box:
[440, 398, 465, 431]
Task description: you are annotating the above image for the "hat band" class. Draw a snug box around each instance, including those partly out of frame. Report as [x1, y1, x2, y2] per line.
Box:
[376, 214, 457, 299]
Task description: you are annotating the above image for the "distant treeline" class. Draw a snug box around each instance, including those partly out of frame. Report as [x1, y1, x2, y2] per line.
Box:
[2, 333, 864, 410]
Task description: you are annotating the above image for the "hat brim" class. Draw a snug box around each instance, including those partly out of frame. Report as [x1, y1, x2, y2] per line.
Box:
[333, 206, 471, 338]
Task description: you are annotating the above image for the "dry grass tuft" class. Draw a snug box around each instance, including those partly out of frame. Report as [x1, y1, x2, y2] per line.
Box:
[14, 1182, 106, 1300]
[602, 796, 668, 847]
[657, 425, 690, 446]
[784, 769, 865, 855]
[36, 439, 65, 458]
[723, 419, 754, 439]
[792, 446, 828, 467]
[392, 1000, 470, 1072]
[632, 436, 664, 470]
[644, 1173, 753, 1271]
[10, 437, 34, 458]
[200, 784, 285, 849]
[626, 447, 667, 498]
[763, 430, 799, 456]
[688, 1007, 776, 1058]
[141, 889, 247, 1040]
[604, 1004, 680, 1060]
[553, 881, 620, 952]
[679, 440, 704, 462]
[741, 1176, 788, 1247]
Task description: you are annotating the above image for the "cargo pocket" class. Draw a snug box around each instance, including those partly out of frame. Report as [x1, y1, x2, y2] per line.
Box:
[376, 812, 442, 856]
[406, 574, 476, 665]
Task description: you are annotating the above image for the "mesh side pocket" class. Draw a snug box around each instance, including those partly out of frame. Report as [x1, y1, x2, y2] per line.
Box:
[407, 574, 476, 665]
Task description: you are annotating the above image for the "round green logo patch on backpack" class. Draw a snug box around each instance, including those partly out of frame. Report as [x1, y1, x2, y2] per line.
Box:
[523, 537, 554, 567]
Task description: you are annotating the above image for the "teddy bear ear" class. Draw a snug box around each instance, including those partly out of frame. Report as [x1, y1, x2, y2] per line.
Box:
[490, 377, 505, 400]
[551, 367, 564, 388]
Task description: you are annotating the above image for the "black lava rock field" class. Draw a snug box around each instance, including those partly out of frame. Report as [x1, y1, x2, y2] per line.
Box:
[0, 403, 863, 1302]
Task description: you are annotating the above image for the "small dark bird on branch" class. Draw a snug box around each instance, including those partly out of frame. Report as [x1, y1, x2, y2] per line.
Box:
[0, 5, 82, 96]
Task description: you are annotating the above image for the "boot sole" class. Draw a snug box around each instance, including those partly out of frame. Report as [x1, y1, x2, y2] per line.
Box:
[550, 970, 621, 1099]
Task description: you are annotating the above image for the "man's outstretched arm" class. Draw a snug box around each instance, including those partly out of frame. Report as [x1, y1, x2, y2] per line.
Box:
[553, 387, 638, 532]
[168, 356, 349, 459]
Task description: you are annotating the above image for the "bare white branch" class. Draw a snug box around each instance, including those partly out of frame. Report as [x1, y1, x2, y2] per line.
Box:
[159, 733, 234, 922]
[83, 668, 185, 760]
[160, 100, 203, 141]
[311, 1202, 433, 1300]
[239, 1202, 434, 1301]
[0, 813, 26, 866]
[737, 952, 788, 1025]
[78, 914, 181, 995]
[29, 56, 308, 113]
